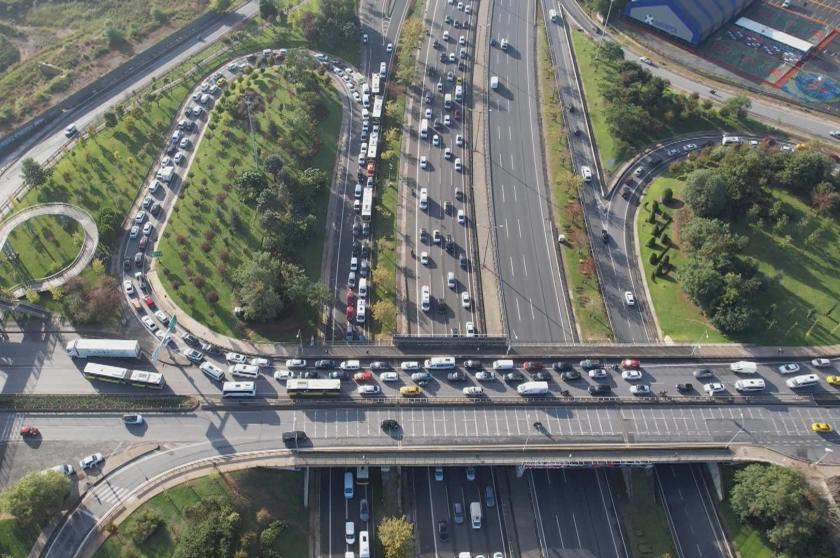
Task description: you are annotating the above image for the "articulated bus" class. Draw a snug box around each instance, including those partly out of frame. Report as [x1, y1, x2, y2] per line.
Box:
[82, 363, 165, 389]
[286, 378, 342, 397]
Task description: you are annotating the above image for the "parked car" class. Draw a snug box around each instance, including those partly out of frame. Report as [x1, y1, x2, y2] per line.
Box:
[80, 453, 104, 470]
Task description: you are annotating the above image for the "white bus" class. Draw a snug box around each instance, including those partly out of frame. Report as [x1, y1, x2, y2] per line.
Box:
[424, 357, 456, 370]
[222, 381, 256, 397]
[371, 74, 381, 95]
[372, 96, 383, 121]
[721, 135, 742, 145]
[361, 187, 374, 222]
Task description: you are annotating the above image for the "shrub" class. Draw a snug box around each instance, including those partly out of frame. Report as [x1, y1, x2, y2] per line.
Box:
[649, 253, 659, 265]
[123, 509, 162, 544]
[661, 187, 673, 204]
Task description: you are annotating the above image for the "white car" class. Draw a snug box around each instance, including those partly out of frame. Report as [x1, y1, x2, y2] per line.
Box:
[425, 108, 433, 119]
[624, 291, 636, 306]
[461, 291, 471, 308]
[704, 382, 726, 395]
[457, 209, 465, 224]
[621, 369, 643, 381]
[630, 384, 651, 395]
[447, 272, 456, 289]
[226, 352, 247, 364]
[353, 91, 361, 103]
[444, 147, 452, 160]
[812, 358, 832, 368]
[141, 315, 158, 331]
[433, 134, 440, 146]
[249, 357, 270, 368]
[358, 385, 381, 395]
[830, 130, 840, 139]
[456, 134, 464, 146]
[581, 166, 592, 181]
[778, 363, 800, 374]
[639, 56, 653, 65]
[463, 386, 483, 396]
[421, 251, 429, 265]
[273, 369, 296, 382]
[79, 452, 104, 470]
[420, 156, 428, 169]
[444, 114, 451, 126]
[465, 321, 476, 337]
[401, 361, 421, 371]
[386, 42, 393, 52]
[380, 372, 399, 382]
[454, 158, 462, 172]
[123, 280, 134, 295]
[129, 225, 139, 239]
[285, 359, 307, 369]
[589, 368, 608, 379]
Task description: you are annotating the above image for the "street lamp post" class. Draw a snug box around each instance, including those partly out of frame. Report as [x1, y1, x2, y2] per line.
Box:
[814, 447, 834, 466]
[481, 223, 504, 271]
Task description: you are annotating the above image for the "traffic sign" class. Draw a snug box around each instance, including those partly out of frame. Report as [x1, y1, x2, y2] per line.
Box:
[168, 314, 177, 333]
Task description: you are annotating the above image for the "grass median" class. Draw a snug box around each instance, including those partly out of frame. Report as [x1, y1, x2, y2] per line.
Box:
[0, 215, 83, 289]
[538, 24, 611, 341]
[614, 469, 677, 558]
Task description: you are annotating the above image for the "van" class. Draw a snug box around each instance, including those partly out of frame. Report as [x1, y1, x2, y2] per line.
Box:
[455, 85, 463, 102]
[340, 360, 361, 371]
[345, 553, 355, 558]
[730, 361, 758, 374]
[363, 95, 370, 108]
[171, 130, 183, 144]
[359, 531, 370, 558]
[517, 381, 549, 395]
[362, 108, 370, 120]
[492, 359, 515, 371]
[735, 378, 766, 392]
[199, 361, 225, 382]
[229, 364, 260, 379]
[470, 501, 482, 529]
[356, 299, 366, 324]
[379, 61, 387, 78]
[721, 135, 742, 146]
[490, 75, 499, 90]
[359, 278, 368, 298]
[345, 521, 355, 544]
[444, 93, 452, 109]
[344, 471, 354, 499]
[786, 374, 819, 388]
[421, 118, 429, 139]
[550, 8, 559, 22]
[500, 38, 508, 51]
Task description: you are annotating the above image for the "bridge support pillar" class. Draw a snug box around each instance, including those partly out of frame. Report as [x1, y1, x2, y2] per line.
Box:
[622, 467, 633, 499]
[705, 461, 724, 501]
[515, 464, 525, 478]
[303, 467, 309, 509]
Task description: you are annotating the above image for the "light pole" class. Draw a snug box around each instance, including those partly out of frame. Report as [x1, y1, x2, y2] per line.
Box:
[523, 412, 532, 453]
[481, 223, 504, 271]
[814, 447, 834, 466]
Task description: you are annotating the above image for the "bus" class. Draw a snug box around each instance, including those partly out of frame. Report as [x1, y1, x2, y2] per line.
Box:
[361, 187, 374, 222]
[424, 357, 456, 370]
[371, 74, 381, 95]
[222, 381, 256, 397]
[367, 131, 379, 160]
[286, 378, 342, 397]
[82, 363, 165, 389]
[371, 96, 383, 121]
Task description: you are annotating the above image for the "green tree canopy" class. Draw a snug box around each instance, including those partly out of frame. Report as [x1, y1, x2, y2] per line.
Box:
[378, 515, 415, 558]
[684, 169, 728, 218]
[233, 252, 285, 321]
[777, 150, 834, 194]
[20, 157, 51, 188]
[233, 168, 269, 203]
[1, 470, 70, 525]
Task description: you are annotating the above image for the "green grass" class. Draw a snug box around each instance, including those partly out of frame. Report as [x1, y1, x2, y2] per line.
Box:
[96, 469, 309, 558]
[0, 519, 42, 558]
[717, 465, 773, 558]
[156, 66, 342, 341]
[571, 30, 771, 176]
[615, 469, 677, 558]
[0, 215, 83, 288]
[538, 23, 611, 342]
[638, 176, 840, 345]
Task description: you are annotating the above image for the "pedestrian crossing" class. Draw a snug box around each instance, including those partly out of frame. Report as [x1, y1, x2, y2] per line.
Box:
[89, 483, 131, 506]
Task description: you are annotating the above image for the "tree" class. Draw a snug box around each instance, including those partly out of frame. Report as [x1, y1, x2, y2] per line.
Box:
[299, 11, 319, 43]
[264, 154, 284, 178]
[378, 516, 415, 558]
[679, 256, 723, 310]
[314, 0, 360, 50]
[1, 470, 70, 525]
[103, 111, 118, 127]
[259, 0, 278, 19]
[811, 181, 839, 215]
[372, 300, 397, 333]
[661, 187, 673, 204]
[683, 169, 728, 218]
[777, 150, 833, 194]
[211, 0, 232, 11]
[104, 27, 125, 47]
[20, 158, 51, 188]
[174, 497, 240, 558]
[716, 148, 769, 209]
[151, 7, 168, 24]
[719, 95, 751, 119]
[233, 168, 269, 203]
[123, 508, 163, 544]
[233, 252, 284, 321]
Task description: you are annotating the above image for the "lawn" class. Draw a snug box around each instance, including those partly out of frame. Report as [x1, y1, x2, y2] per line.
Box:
[96, 469, 309, 558]
[638, 176, 840, 345]
[538, 23, 611, 342]
[571, 30, 771, 176]
[0, 518, 42, 558]
[716, 465, 773, 558]
[0, 215, 83, 289]
[156, 66, 342, 341]
[614, 469, 677, 558]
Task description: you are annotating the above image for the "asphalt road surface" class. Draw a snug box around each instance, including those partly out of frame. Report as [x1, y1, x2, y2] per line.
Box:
[487, 0, 576, 343]
[402, 0, 480, 336]
[319, 467, 379, 557]
[657, 464, 731, 558]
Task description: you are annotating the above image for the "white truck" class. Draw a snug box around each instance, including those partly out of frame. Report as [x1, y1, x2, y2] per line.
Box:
[66, 338, 141, 359]
[470, 501, 482, 529]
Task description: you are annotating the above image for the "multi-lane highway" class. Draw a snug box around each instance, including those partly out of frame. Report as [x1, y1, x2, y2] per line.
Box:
[402, 0, 480, 336]
[487, 0, 576, 343]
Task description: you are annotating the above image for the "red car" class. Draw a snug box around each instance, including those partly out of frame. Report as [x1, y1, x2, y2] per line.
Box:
[346, 305, 355, 320]
[346, 290, 356, 303]
[621, 359, 641, 369]
[143, 294, 155, 308]
[20, 426, 40, 438]
[353, 371, 373, 382]
[523, 361, 544, 371]
[453, 109, 461, 121]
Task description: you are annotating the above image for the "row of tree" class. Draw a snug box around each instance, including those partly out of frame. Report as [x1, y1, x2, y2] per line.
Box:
[298, 0, 360, 50]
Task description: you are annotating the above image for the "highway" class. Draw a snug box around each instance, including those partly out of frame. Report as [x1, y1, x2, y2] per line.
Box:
[401, 0, 480, 336]
[0, 0, 261, 212]
[318, 467, 379, 558]
[487, 0, 576, 343]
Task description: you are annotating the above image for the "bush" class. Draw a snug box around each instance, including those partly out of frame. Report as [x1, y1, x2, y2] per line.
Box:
[649, 253, 659, 265]
[661, 187, 673, 204]
[123, 509, 162, 544]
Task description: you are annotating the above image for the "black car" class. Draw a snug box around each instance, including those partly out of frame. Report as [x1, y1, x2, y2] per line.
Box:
[562, 370, 581, 381]
[361, 242, 370, 258]
[589, 384, 611, 396]
[440, 52, 448, 63]
[464, 360, 482, 370]
[123, 258, 131, 272]
[445, 234, 454, 253]
[580, 359, 603, 370]
[601, 229, 609, 243]
[504, 371, 525, 382]
[552, 361, 572, 372]
[648, 156, 662, 167]
[201, 343, 223, 356]
[433, 119, 443, 130]
[282, 430, 307, 446]
[352, 242, 361, 256]
[438, 520, 449, 542]
[181, 332, 199, 346]
[314, 359, 335, 369]
[381, 418, 399, 431]
[302, 371, 319, 379]
[352, 221, 361, 236]
[676, 382, 694, 393]
[460, 253, 469, 269]
[621, 187, 632, 200]
[134, 252, 144, 267]
[165, 143, 177, 156]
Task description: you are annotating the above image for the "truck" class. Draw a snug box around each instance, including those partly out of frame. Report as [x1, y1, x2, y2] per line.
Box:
[66, 338, 141, 359]
[356, 465, 369, 485]
[517, 381, 549, 395]
[469, 501, 482, 529]
[371, 74, 381, 96]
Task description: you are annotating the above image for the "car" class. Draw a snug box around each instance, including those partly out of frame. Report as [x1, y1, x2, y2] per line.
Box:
[465, 322, 476, 337]
[329, 370, 347, 380]
[226, 352, 247, 364]
[420, 156, 427, 169]
[301, 371, 318, 379]
[359, 498, 370, 522]
[562, 370, 581, 381]
[438, 520, 449, 542]
[453, 502, 464, 524]
[362, 33, 368, 43]
[380, 372, 399, 382]
[359, 385, 381, 395]
[314, 359, 335, 369]
[150, 202, 162, 216]
[447, 370, 466, 381]
[273, 369, 296, 382]
[504, 371, 525, 382]
[464, 360, 482, 370]
[444, 114, 451, 126]
[140, 315, 158, 331]
[201, 343, 223, 356]
[812, 358, 832, 368]
[466, 466, 476, 481]
[524, 361, 544, 371]
[65, 124, 78, 138]
[694, 368, 714, 379]
[400, 385, 422, 396]
[129, 225, 140, 239]
[400, 361, 421, 371]
[432, 134, 440, 147]
[621, 359, 641, 369]
[133, 252, 144, 267]
[624, 291, 636, 306]
[354, 371, 373, 382]
[453, 109, 461, 121]
[778, 363, 800, 374]
[122, 258, 131, 272]
[676, 383, 694, 393]
[185, 349, 204, 363]
[579, 359, 602, 370]
[80, 452, 104, 470]
[154, 310, 170, 326]
[589, 384, 611, 396]
[247, 357, 270, 368]
[143, 294, 155, 307]
[476, 371, 494, 382]
[138, 236, 149, 251]
[622, 369, 643, 381]
[630, 384, 651, 395]
[48, 463, 75, 476]
[282, 431, 307, 447]
[639, 56, 653, 65]
[703, 382, 726, 395]
[827, 375, 840, 386]
[369, 361, 389, 370]
[420, 251, 430, 265]
[179, 137, 191, 149]
[285, 359, 306, 369]
[811, 422, 832, 433]
[830, 131, 840, 139]
[20, 426, 40, 438]
[449, 52, 456, 62]
[588, 368, 608, 379]
[458, 290, 471, 308]
[142, 222, 153, 236]
[123, 280, 135, 296]
[463, 386, 483, 396]
[122, 414, 144, 425]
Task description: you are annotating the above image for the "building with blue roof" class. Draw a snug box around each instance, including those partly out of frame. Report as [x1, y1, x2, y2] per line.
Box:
[624, 0, 755, 45]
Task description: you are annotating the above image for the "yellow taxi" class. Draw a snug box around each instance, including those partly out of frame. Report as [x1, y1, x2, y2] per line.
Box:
[400, 386, 422, 397]
[826, 375, 840, 386]
[216, 77, 227, 87]
[811, 422, 833, 433]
